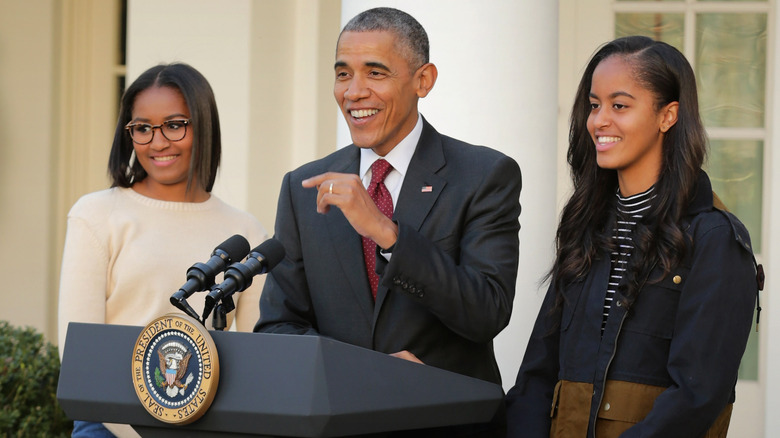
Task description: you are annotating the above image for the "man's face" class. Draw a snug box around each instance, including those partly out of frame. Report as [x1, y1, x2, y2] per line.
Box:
[334, 31, 421, 157]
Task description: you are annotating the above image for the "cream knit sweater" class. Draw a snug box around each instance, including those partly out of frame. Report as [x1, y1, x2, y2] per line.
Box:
[58, 187, 268, 354]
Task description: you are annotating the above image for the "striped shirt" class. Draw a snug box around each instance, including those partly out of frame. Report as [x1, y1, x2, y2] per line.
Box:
[602, 186, 656, 333]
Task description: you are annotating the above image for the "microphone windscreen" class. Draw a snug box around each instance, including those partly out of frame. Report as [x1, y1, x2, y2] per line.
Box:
[218, 234, 251, 262]
[253, 238, 286, 270]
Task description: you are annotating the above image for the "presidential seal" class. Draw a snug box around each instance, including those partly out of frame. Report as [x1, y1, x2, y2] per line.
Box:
[132, 314, 219, 425]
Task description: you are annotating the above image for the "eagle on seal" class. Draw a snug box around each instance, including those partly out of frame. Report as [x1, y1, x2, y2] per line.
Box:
[158, 349, 192, 389]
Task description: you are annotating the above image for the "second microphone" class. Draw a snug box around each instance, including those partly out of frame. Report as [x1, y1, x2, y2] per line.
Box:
[202, 238, 286, 321]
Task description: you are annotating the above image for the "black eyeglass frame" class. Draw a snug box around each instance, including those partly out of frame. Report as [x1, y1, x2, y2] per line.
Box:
[124, 119, 191, 145]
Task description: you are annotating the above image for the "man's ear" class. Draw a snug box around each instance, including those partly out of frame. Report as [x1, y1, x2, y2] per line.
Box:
[416, 63, 438, 98]
[660, 101, 679, 133]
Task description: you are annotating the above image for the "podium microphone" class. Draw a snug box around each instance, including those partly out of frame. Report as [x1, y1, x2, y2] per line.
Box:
[202, 238, 285, 321]
[170, 234, 251, 319]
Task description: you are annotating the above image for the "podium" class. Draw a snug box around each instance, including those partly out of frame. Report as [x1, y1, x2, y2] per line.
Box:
[57, 323, 504, 437]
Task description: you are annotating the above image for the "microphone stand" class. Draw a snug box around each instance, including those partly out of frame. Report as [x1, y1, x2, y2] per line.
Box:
[209, 290, 235, 331]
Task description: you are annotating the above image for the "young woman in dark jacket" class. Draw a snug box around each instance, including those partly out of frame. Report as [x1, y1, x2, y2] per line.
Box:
[505, 36, 761, 438]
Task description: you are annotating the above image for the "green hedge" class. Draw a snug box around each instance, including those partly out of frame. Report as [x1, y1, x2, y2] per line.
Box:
[0, 321, 72, 437]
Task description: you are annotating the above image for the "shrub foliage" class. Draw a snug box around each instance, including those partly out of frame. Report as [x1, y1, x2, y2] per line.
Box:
[0, 321, 72, 437]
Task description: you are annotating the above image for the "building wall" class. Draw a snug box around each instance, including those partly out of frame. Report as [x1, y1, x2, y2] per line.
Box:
[0, 0, 58, 338]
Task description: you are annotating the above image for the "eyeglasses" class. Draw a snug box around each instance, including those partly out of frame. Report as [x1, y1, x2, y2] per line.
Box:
[124, 119, 191, 145]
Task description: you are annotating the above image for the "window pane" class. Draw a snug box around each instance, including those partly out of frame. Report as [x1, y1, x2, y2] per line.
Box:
[615, 13, 684, 51]
[705, 139, 763, 253]
[696, 14, 767, 128]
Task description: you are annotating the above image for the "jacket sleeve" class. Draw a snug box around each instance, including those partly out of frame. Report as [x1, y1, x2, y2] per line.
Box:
[505, 283, 560, 438]
[621, 219, 757, 437]
[254, 172, 319, 336]
[380, 155, 521, 343]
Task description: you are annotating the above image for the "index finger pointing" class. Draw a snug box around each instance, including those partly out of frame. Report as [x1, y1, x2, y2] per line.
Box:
[302, 172, 353, 188]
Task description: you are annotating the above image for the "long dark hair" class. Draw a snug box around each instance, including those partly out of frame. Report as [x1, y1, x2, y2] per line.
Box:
[108, 63, 221, 193]
[551, 36, 706, 308]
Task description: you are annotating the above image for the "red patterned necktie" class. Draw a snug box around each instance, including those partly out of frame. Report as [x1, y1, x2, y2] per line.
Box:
[362, 159, 394, 299]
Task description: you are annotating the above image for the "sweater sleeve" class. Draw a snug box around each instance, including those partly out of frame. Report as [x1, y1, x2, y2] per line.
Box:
[57, 214, 110, 358]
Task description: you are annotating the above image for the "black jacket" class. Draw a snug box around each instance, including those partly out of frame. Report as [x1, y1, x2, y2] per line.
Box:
[256, 119, 522, 385]
[506, 171, 758, 437]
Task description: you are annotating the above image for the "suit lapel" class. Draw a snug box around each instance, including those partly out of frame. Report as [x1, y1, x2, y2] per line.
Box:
[373, 120, 447, 312]
[324, 147, 375, 319]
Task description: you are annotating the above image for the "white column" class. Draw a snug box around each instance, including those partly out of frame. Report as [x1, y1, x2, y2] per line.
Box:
[764, 4, 780, 436]
[339, 0, 560, 390]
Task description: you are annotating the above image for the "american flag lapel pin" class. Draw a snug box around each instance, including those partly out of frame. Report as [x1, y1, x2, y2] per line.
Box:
[421, 185, 433, 193]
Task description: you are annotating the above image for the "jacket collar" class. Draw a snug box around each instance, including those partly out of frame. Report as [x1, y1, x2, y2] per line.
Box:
[686, 170, 714, 217]
[373, 118, 447, 312]
[392, 117, 447, 229]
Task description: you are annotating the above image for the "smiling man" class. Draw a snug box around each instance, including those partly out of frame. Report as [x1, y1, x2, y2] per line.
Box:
[255, 7, 522, 436]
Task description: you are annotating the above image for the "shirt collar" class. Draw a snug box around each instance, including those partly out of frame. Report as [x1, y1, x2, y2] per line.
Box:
[360, 113, 423, 179]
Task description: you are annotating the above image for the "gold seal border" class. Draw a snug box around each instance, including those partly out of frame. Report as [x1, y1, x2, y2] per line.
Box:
[131, 313, 220, 425]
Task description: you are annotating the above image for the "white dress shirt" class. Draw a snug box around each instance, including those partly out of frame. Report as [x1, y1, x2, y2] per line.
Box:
[359, 113, 423, 207]
[358, 114, 423, 258]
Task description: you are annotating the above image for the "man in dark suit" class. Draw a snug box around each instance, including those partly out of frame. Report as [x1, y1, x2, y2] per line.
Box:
[256, 5, 521, 408]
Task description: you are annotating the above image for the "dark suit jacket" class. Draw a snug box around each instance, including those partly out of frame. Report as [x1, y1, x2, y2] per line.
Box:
[256, 119, 522, 385]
